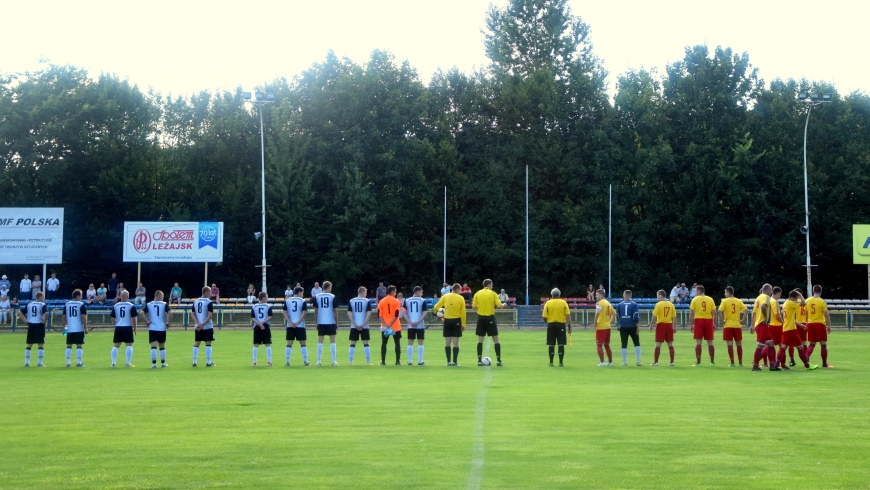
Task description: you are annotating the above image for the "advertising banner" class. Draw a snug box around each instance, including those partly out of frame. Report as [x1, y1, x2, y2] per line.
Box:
[853, 224, 870, 264]
[123, 222, 223, 262]
[0, 208, 64, 264]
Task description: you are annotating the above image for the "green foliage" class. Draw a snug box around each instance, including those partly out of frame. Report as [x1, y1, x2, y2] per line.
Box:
[2, 1, 870, 299]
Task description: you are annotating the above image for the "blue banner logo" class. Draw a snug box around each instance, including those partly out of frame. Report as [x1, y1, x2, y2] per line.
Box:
[198, 222, 218, 249]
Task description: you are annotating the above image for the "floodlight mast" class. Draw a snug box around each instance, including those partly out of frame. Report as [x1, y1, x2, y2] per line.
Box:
[799, 91, 832, 294]
[243, 90, 275, 294]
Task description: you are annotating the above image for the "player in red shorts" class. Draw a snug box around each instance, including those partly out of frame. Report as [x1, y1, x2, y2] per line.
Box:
[789, 289, 809, 366]
[648, 289, 676, 366]
[767, 286, 784, 356]
[805, 285, 832, 368]
[689, 285, 716, 366]
[778, 290, 817, 370]
[718, 286, 747, 367]
[593, 289, 615, 366]
[750, 284, 780, 371]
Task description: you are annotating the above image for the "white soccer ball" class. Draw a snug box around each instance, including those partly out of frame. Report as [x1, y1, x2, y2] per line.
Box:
[481, 356, 492, 366]
[436, 308, 445, 318]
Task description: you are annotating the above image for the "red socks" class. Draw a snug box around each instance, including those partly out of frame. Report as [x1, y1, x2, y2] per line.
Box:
[777, 347, 787, 366]
[754, 347, 763, 365]
[597, 344, 604, 362]
[807, 343, 816, 358]
[654, 346, 660, 363]
[708, 345, 715, 363]
[788, 346, 795, 360]
[798, 347, 809, 365]
[695, 344, 702, 363]
[821, 345, 828, 365]
[737, 345, 743, 364]
[727, 345, 734, 363]
[767, 346, 777, 365]
[604, 345, 613, 363]
[668, 346, 674, 363]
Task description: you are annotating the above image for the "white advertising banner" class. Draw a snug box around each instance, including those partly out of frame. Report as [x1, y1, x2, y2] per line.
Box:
[0, 208, 64, 264]
[123, 222, 224, 262]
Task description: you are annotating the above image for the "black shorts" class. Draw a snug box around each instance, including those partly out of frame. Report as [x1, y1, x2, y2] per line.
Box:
[317, 324, 337, 336]
[286, 327, 307, 342]
[547, 322, 567, 346]
[253, 325, 272, 345]
[149, 331, 167, 344]
[443, 318, 463, 338]
[349, 328, 371, 342]
[475, 316, 498, 337]
[408, 329, 425, 340]
[26, 323, 46, 345]
[382, 330, 402, 341]
[113, 327, 135, 344]
[195, 328, 215, 342]
[66, 332, 85, 345]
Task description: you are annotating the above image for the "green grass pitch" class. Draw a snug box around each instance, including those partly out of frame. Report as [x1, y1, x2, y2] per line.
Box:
[1, 329, 869, 489]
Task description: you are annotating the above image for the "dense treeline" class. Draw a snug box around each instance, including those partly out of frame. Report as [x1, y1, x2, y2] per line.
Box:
[2, 0, 870, 300]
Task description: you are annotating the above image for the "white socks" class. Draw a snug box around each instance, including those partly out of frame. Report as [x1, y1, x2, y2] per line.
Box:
[266, 346, 271, 363]
[37, 348, 43, 364]
[621, 348, 628, 364]
[364, 345, 370, 363]
[317, 344, 323, 363]
[286, 346, 292, 363]
[66, 347, 72, 363]
[349, 346, 356, 364]
[25, 348, 31, 364]
[111, 346, 119, 365]
[330, 343, 336, 363]
[160, 348, 166, 363]
[76, 348, 83, 364]
[252, 346, 259, 363]
[192, 346, 199, 363]
[125, 346, 133, 365]
[205, 346, 212, 364]
[418, 345, 424, 363]
[407, 346, 413, 362]
[301, 346, 308, 363]
[151, 348, 158, 364]
[635, 346, 641, 363]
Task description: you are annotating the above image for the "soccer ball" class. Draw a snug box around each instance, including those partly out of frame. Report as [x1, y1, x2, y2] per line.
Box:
[481, 357, 492, 366]
[436, 308, 445, 318]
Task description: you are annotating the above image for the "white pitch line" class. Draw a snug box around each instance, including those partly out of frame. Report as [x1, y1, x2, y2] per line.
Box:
[467, 337, 492, 490]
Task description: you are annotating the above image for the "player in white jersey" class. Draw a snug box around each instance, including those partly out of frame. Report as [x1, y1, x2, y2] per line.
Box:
[192, 286, 216, 367]
[402, 286, 429, 365]
[62, 289, 88, 367]
[282, 286, 309, 366]
[251, 292, 274, 366]
[347, 286, 373, 365]
[312, 281, 339, 366]
[110, 290, 138, 367]
[144, 290, 172, 368]
[19, 291, 48, 367]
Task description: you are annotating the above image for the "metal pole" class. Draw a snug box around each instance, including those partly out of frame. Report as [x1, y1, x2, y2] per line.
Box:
[608, 184, 612, 299]
[803, 106, 813, 294]
[42, 264, 46, 294]
[204, 262, 208, 288]
[137, 262, 141, 291]
[443, 186, 447, 284]
[525, 165, 529, 306]
[259, 106, 267, 294]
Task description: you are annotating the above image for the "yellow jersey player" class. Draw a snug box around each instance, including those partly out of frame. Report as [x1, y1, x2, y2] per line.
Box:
[751, 284, 779, 370]
[593, 289, 615, 366]
[542, 288, 571, 366]
[472, 279, 504, 366]
[805, 285, 832, 367]
[777, 290, 817, 370]
[432, 284, 467, 366]
[789, 289, 809, 367]
[718, 286, 747, 367]
[689, 285, 716, 366]
[648, 289, 676, 366]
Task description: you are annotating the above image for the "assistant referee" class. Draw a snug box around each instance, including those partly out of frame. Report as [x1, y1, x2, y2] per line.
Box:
[472, 279, 504, 366]
[542, 288, 572, 366]
[433, 283, 467, 366]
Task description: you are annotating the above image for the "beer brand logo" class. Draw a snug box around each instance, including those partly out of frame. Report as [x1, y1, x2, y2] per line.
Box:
[133, 230, 151, 253]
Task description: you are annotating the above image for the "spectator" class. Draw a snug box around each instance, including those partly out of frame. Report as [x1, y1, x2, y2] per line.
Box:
[678, 283, 689, 303]
[31, 274, 42, 300]
[284, 284, 293, 299]
[670, 284, 680, 303]
[46, 273, 60, 300]
[107, 272, 120, 300]
[0, 286, 9, 324]
[440, 283, 450, 296]
[586, 285, 595, 302]
[311, 282, 322, 298]
[86, 284, 97, 304]
[598, 283, 607, 298]
[461, 283, 472, 301]
[689, 282, 698, 302]
[376, 282, 387, 302]
[210, 283, 220, 304]
[246, 284, 257, 304]
[499, 289, 509, 306]
[295, 282, 302, 289]
[134, 282, 147, 305]
[170, 282, 183, 305]
[96, 283, 108, 304]
[19, 274, 31, 300]
[0, 274, 12, 291]
[397, 292, 405, 307]
[114, 286, 126, 304]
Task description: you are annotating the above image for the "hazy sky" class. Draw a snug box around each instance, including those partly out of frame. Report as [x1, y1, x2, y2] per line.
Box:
[3, 0, 866, 97]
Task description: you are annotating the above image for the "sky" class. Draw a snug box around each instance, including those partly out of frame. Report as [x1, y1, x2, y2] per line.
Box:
[2, 0, 867, 97]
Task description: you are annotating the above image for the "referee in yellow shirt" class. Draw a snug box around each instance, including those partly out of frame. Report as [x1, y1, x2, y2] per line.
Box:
[542, 288, 572, 366]
[472, 279, 504, 366]
[432, 283, 467, 366]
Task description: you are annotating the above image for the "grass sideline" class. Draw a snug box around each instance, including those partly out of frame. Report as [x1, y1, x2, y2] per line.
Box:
[1, 329, 869, 489]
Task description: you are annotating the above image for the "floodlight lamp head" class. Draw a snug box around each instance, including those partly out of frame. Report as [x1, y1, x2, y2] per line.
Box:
[822, 93, 832, 102]
[800, 225, 808, 235]
[798, 92, 808, 100]
[810, 93, 819, 101]
[242, 92, 252, 101]
[255, 92, 265, 101]
[266, 93, 275, 101]
[254, 232, 262, 240]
